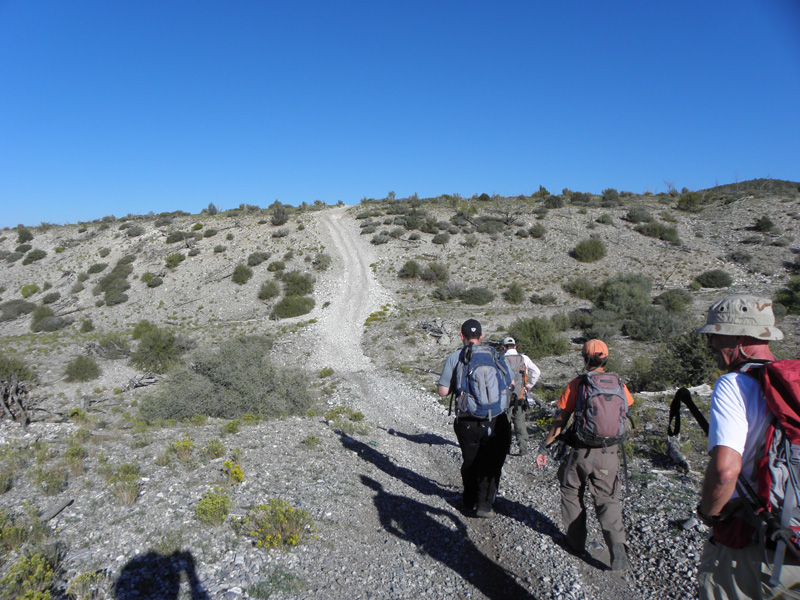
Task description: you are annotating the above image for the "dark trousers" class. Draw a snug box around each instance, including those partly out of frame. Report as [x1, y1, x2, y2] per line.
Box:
[453, 413, 511, 512]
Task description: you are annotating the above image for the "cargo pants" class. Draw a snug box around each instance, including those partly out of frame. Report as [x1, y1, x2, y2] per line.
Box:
[453, 412, 511, 513]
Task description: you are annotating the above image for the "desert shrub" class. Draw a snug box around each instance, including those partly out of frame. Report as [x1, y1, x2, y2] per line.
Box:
[627, 333, 716, 392]
[30, 306, 70, 332]
[272, 228, 290, 238]
[64, 356, 101, 382]
[126, 225, 145, 237]
[0, 351, 35, 381]
[506, 316, 570, 360]
[203, 228, 218, 238]
[596, 213, 613, 225]
[503, 283, 525, 304]
[258, 281, 281, 300]
[96, 332, 130, 359]
[141, 272, 163, 288]
[94, 259, 134, 306]
[41, 292, 60, 305]
[132, 320, 159, 340]
[16, 226, 33, 244]
[634, 221, 681, 244]
[625, 206, 652, 223]
[22, 249, 46, 265]
[166, 231, 192, 244]
[1, 551, 56, 598]
[15, 244, 32, 254]
[754, 215, 777, 233]
[695, 269, 733, 288]
[544, 196, 564, 209]
[727, 250, 752, 265]
[281, 271, 314, 296]
[620, 306, 689, 342]
[475, 217, 505, 234]
[0, 299, 36, 322]
[653, 289, 692, 312]
[270, 296, 314, 319]
[601, 188, 620, 205]
[267, 261, 285, 272]
[530, 292, 557, 305]
[165, 253, 185, 269]
[131, 326, 186, 373]
[562, 276, 598, 301]
[191, 223, 203, 231]
[388, 227, 405, 239]
[515, 228, 529, 238]
[196, 488, 231, 526]
[247, 251, 271, 267]
[202, 439, 225, 459]
[371, 233, 390, 245]
[571, 238, 606, 263]
[239, 499, 316, 548]
[271, 202, 289, 226]
[5, 252, 23, 263]
[775, 276, 800, 314]
[432, 232, 450, 245]
[398, 260, 422, 279]
[21, 284, 39, 298]
[677, 191, 705, 212]
[188, 246, 201, 255]
[232, 264, 253, 285]
[139, 335, 314, 421]
[80, 319, 94, 333]
[311, 252, 332, 271]
[360, 225, 377, 235]
[461, 233, 478, 247]
[420, 262, 448, 283]
[459, 287, 495, 305]
[595, 273, 652, 314]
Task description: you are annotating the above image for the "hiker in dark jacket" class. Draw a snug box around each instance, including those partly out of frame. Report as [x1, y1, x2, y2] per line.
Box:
[695, 295, 799, 599]
[535, 339, 634, 570]
[438, 319, 513, 518]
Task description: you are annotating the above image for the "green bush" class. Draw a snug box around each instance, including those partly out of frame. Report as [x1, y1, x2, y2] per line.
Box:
[529, 292, 557, 305]
[139, 335, 314, 421]
[625, 206, 652, 223]
[232, 264, 253, 285]
[562, 276, 598, 301]
[311, 252, 332, 271]
[0, 351, 36, 381]
[41, 292, 60, 305]
[271, 202, 289, 226]
[166, 231, 192, 244]
[595, 273, 652, 315]
[196, 488, 231, 526]
[270, 296, 314, 319]
[503, 283, 525, 304]
[94, 259, 134, 306]
[247, 251, 272, 267]
[16, 226, 33, 244]
[282, 271, 314, 296]
[677, 191, 705, 212]
[775, 276, 800, 314]
[64, 356, 101, 382]
[15, 244, 32, 254]
[626, 333, 716, 391]
[126, 225, 145, 237]
[634, 221, 681, 244]
[165, 253, 185, 269]
[653, 289, 692, 312]
[21, 285, 39, 299]
[240, 499, 316, 548]
[258, 281, 281, 300]
[80, 319, 94, 333]
[141, 272, 163, 288]
[432, 232, 450, 245]
[529, 223, 546, 238]
[204, 228, 218, 238]
[459, 287, 495, 305]
[753, 215, 777, 233]
[0, 552, 56, 599]
[267, 261, 285, 272]
[596, 213, 613, 225]
[5, 252, 23, 263]
[0, 299, 36, 322]
[30, 306, 70, 332]
[572, 238, 606, 263]
[695, 269, 733, 288]
[131, 326, 186, 373]
[21, 249, 46, 265]
[420, 263, 449, 283]
[371, 233, 390, 245]
[398, 260, 422, 279]
[506, 316, 570, 360]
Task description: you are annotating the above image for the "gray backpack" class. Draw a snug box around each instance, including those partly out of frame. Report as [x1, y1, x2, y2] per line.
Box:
[566, 371, 629, 448]
[454, 344, 513, 419]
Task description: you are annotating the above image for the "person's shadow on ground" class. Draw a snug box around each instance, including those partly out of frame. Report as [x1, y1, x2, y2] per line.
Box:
[113, 550, 209, 600]
[378, 426, 459, 448]
[362, 475, 536, 600]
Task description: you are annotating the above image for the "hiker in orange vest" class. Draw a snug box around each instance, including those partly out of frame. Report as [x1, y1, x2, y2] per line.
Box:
[696, 295, 800, 599]
[536, 339, 634, 570]
[502, 337, 540, 456]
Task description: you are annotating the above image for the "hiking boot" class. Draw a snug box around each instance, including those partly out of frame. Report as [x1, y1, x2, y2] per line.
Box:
[610, 543, 628, 570]
[475, 508, 495, 518]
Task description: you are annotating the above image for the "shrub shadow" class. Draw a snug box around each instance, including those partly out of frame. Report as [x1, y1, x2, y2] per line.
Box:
[113, 550, 209, 600]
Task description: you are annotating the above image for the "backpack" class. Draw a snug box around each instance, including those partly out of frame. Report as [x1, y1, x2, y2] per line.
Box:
[505, 354, 528, 400]
[566, 371, 629, 448]
[454, 344, 513, 419]
[742, 360, 800, 584]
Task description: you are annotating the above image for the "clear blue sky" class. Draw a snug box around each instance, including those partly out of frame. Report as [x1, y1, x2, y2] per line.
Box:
[2, 1, 799, 228]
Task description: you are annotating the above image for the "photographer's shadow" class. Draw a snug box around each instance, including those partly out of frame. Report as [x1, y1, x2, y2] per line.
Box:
[113, 550, 209, 600]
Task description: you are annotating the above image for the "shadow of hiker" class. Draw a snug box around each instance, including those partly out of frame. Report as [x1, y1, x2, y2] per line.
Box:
[113, 550, 209, 600]
[362, 475, 536, 600]
[379, 426, 459, 448]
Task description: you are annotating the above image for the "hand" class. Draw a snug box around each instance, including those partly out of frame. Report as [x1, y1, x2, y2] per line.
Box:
[536, 453, 547, 469]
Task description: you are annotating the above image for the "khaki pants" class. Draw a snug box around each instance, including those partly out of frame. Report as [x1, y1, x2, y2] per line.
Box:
[557, 445, 625, 552]
[510, 404, 529, 454]
[698, 538, 800, 599]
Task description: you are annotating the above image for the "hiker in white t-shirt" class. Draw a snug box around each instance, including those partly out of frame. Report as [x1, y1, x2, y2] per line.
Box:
[502, 337, 540, 455]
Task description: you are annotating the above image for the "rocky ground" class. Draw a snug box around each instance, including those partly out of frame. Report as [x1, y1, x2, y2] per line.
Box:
[1, 188, 799, 599]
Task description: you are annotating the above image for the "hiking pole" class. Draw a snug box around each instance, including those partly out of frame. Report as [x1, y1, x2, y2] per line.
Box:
[413, 367, 442, 377]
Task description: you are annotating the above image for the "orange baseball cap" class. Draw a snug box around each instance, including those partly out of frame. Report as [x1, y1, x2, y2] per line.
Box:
[581, 339, 608, 359]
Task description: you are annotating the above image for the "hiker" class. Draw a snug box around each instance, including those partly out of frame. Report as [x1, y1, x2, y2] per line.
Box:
[695, 295, 800, 599]
[535, 339, 633, 570]
[502, 336, 541, 455]
[438, 319, 514, 518]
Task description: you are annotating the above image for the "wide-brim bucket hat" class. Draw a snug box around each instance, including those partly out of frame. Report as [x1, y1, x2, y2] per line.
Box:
[697, 295, 783, 340]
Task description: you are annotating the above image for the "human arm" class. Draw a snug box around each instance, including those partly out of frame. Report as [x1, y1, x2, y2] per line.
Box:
[535, 409, 571, 468]
[524, 356, 540, 389]
[698, 445, 742, 524]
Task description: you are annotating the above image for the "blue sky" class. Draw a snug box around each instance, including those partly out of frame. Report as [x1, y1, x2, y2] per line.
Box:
[1, 1, 799, 228]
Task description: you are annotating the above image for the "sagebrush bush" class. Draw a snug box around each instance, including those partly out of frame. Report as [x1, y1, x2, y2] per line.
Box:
[432, 232, 450, 245]
[695, 269, 733, 288]
[64, 356, 101, 382]
[753, 215, 777, 233]
[131, 325, 187, 373]
[30, 306, 70, 332]
[775, 276, 800, 314]
[0, 299, 36, 323]
[594, 273, 652, 315]
[258, 281, 281, 301]
[625, 332, 716, 392]
[22, 248, 46, 265]
[20, 284, 39, 298]
[625, 206, 652, 223]
[562, 276, 598, 301]
[0, 351, 36, 381]
[138, 335, 314, 421]
[165, 253, 185, 268]
[311, 252, 332, 271]
[506, 316, 570, 360]
[141, 272, 163, 288]
[15, 244, 32, 254]
[232, 264, 253, 285]
[503, 283, 525, 304]
[281, 271, 314, 296]
[41, 292, 60, 305]
[16, 227, 33, 244]
[420, 262, 448, 283]
[270, 296, 314, 319]
[572, 238, 606, 263]
[247, 251, 271, 267]
[398, 260, 422, 279]
[634, 221, 681, 244]
[653, 289, 692, 312]
[459, 287, 495, 305]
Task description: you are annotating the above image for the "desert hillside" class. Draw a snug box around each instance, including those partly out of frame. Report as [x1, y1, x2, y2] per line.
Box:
[0, 182, 799, 599]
